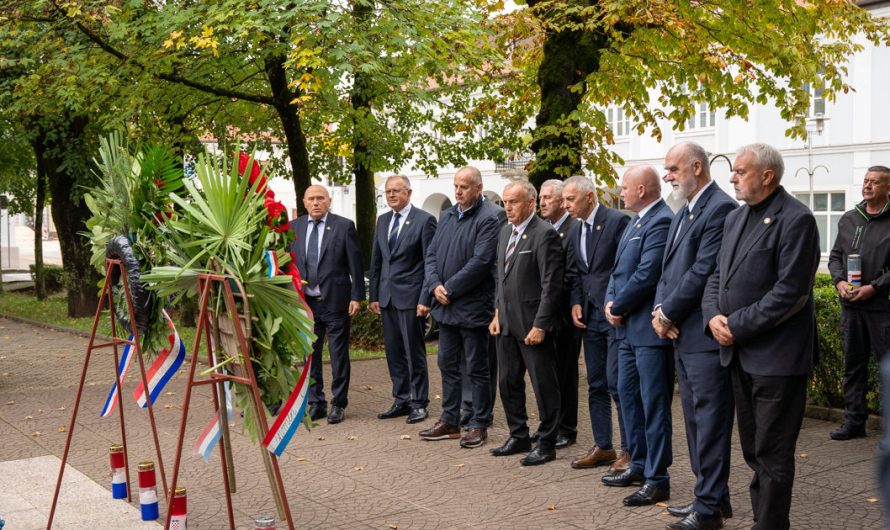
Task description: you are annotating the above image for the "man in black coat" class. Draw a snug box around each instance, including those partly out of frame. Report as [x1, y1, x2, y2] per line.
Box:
[654, 142, 738, 530]
[703, 143, 821, 530]
[288, 185, 365, 424]
[539, 179, 582, 449]
[369, 175, 437, 424]
[563, 175, 631, 471]
[488, 180, 563, 466]
[419, 166, 500, 449]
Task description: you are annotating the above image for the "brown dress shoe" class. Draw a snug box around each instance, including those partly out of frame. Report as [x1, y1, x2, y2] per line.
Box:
[570, 446, 617, 469]
[419, 420, 461, 441]
[607, 451, 631, 474]
[460, 427, 488, 448]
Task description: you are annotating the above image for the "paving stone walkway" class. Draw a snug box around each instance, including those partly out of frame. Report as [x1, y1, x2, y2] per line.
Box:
[0, 316, 885, 529]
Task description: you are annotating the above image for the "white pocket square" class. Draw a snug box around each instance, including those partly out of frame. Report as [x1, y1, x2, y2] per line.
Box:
[518, 250, 532, 254]
[630, 236, 642, 241]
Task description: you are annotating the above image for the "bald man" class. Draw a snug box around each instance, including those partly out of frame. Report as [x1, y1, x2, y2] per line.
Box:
[288, 184, 365, 425]
[602, 166, 675, 508]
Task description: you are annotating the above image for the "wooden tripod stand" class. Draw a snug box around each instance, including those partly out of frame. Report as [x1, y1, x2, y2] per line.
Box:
[47, 258, 168, 528]
[163, 272, 295, 530]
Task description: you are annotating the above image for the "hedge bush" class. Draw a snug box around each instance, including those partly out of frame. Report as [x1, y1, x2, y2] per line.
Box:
[349, 301, 385, 349]
[28, 264, 67, 293]
[810, 276, 881, 414]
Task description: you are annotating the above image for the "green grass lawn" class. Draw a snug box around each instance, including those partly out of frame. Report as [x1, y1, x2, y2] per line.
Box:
[0, 291, 397, 361]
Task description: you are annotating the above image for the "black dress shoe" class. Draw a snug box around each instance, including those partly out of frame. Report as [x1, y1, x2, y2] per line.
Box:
[308, 403, 327, 421]
[406, 407, 428, 424]
[520, 445, 556, 466]
[555, 434, 576, 449]
[490, 437, 532, 456]
[667, 510, 723, 530]
[623, 483, 670, 506]
[377, 402, 410, 420]
[327, 405, 345, 424]
[830, 422, 866, 440]
[601, 468, 645, 487]
[668, 500, 733, 519]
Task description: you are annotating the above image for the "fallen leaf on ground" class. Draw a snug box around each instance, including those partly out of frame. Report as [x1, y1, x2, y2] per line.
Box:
[318, 436, 325, 441]
[547, 504, 557, 511]
[31, 431, 41, 437]
[799, 453, 809, 459]
[296, 457, 306, 462]
[362, 385, 373, 390]
[455, 463, 465, 468]
[867, 497, 879, 503]
[400, 435, 411, 440]
[389, 525, 398, 529]
[434, 394, 441, 400]
[25, 415, 33, 420]
[165, 392, 176, 396]
[57, 407, 65, 411]
[37, 409, 43, 413]
[164, 404, 174, 409]
[347, 435, 357, 440]
[58, 426, 66, 433]
[655, 502, 668, 507]
[6, 401, 15, 405]
[353, 465, 364, 471]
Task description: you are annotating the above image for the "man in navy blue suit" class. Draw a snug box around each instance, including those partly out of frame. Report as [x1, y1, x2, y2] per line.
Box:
[288, 185, 365, 425]
[369, 175, 437, 425]
[602, 166, 674, 508]
[562, 175, 631, 471]
[654, 142, 738, 530]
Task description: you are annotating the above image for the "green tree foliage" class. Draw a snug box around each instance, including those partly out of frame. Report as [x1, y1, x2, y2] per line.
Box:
[497, 0, 890, 188]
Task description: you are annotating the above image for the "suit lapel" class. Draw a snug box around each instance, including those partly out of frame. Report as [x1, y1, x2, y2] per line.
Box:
[318, 215, 334, 263]
[616, 200, 664, 262]
[391, 207, 415, 256]
[586, 207, 606, 266]
[505, 216, 534, 279]
[726, 192, 785, 281]
[664, 185, 715, 262]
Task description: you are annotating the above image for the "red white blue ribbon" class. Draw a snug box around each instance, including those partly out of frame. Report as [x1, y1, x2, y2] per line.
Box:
[266, 249, 279, 277]
[133, 310, 185, 408]
[262, 355, 312, 457]
[100, 335, 136, 418]
[194, 379, 233, 462]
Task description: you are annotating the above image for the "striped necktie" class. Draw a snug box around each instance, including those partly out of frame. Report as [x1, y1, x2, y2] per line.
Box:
[504, 228, 519, 273]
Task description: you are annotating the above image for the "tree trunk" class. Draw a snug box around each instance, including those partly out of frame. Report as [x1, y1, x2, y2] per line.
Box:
[527, 2, 605, 189]
[30, 116, 100, 317]
[264, 55, 311, 218]
[33, 157, 46, 300]
[349, 0, 376, 269]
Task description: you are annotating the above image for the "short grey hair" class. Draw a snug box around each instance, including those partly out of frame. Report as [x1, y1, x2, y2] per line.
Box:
[737, 143, 785, 182]
[385, 174, 411, 189]
[505, 179, 538, 201]
[676, 141, 710, 176]
[564, 175, 596, 195]
[456, 166, 483, 185]
[540, 179, 564, 197]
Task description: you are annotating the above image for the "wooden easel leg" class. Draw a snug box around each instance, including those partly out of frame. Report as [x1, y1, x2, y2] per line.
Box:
[211, 322, 237, 494]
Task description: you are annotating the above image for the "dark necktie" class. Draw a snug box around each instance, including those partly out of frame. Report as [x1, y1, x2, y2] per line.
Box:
[504, 228, 519, 272]
[585, 222, 595, 265]
[389, 212, 401, 252]
[673, 205, 689, 247]
[307, 219, 321, 287]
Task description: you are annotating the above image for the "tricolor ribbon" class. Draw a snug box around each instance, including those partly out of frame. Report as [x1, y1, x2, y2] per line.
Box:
[262, 355, 312, 457]
[133, 310, 185, 408]
[100, 335, 136, 418]
[265, 249, 279, 277]
[194, 345, 233, 462]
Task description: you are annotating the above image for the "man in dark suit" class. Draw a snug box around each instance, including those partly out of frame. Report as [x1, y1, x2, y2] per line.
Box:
[602, 166, 674, 509]
[702, 143, 820, 530]
[488, 180, 563, 465]
[654, 142, 738, 530]
[562, 175, 631, 471]
[539, 179, 582, 449]
[288, 185, 365, 425]
[369, 175, 437, 424]
[419, 166, 500, 449]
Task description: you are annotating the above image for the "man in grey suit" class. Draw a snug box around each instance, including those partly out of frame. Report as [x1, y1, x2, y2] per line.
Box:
[288, 185, 365, 425]
[654, 142, 737, 530]
[703, 143, 820, 530]
[369, 175, 437, 424]
[488, 180, 563, 466]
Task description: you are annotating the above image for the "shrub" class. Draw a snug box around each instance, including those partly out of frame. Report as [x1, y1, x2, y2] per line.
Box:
[28, 264, 67, 293]
[349, 301, 385, 349]
[813, 272, 834, 289]
[810, 285, 880, 414]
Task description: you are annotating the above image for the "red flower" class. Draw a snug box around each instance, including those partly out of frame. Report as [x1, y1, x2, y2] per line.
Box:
[286, 261, 304, 294]
[236, 152, 267, 194]
[264, 196, 289, 233]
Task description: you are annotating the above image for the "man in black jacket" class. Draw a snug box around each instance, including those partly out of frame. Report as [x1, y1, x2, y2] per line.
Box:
[703, 143, 820, 530]
[369, 175, 437, 425]
[420, 166, 500, 449]
[827, 165, 890, 440]
[289, 185, 365, 424]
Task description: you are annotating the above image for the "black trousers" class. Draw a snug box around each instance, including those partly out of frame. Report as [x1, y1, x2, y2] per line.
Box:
[438, 324, 492, 429]
[554, 325, 582, 438]
[840, 307, 890, 426]
[731, 357, 807, 530]
[497, 333, 561, 449]
[461, 334, 498, 419]
[381, 305, 429, 409]
[306, 297, 351, 408]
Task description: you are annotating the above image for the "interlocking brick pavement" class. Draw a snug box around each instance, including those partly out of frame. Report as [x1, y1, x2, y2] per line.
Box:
[0, 316, 885, 529]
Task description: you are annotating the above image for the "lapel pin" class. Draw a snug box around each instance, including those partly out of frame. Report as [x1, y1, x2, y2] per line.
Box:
[764, 218, 771, 224]
[521, 234, 527, 240]
[596, 225, 602, 231]
[688, 213, 694, 220]
[635, 223, 641, 228]
[405, 220, 411, 225]
[326, 226, 332, 230]
[559, 233, 565, 238]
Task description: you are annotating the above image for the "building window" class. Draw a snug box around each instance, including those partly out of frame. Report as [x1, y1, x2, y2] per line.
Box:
[606, 107, 631, 138]
[678, 85, 716, 130]
[793, 191, 845, 252]
[803, 81, 826, 117]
